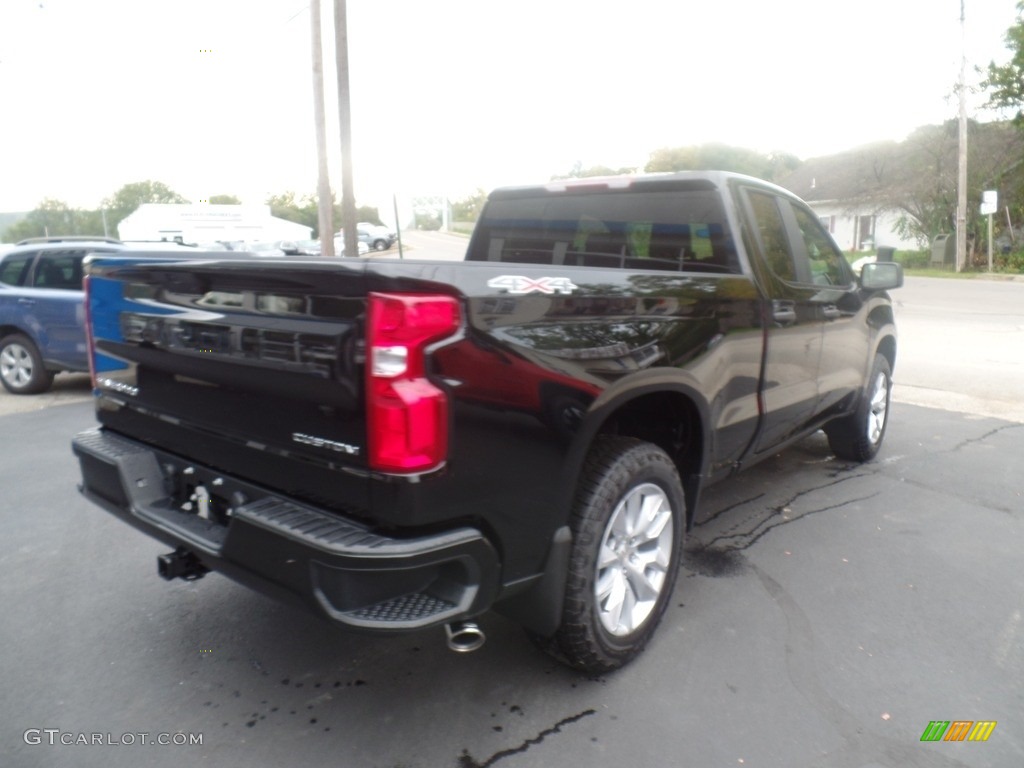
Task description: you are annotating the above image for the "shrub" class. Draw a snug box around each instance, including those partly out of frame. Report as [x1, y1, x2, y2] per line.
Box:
[894, 250, 931, 269]
[998, 250, 1024, 273]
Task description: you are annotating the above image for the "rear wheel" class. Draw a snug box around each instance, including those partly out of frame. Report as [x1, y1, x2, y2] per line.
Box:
[551, 436, 684, 673]
[825, 353, 892, 461]
[0, 334, 55, 394]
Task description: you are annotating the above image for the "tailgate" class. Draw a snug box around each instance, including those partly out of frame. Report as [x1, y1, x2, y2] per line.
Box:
[86, 256, 373, 516]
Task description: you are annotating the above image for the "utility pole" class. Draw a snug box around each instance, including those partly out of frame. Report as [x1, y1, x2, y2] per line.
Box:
[956, 0, 968, 272]
[334, 0, 358, 259]
[311, 0, 335, 256]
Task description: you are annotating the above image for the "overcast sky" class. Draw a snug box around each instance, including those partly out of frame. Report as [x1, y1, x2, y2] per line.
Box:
[0, 0, 1020, 215]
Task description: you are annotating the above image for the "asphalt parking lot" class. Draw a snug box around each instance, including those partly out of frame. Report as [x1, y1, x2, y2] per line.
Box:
[1, 274, 1022, 768]
[1, 399, 1020, 768]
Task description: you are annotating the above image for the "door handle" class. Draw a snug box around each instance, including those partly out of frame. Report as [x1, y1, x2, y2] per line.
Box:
[772, 300, 796, 325]
[17, 298, 35, 305]
[822, 304, 840, 320]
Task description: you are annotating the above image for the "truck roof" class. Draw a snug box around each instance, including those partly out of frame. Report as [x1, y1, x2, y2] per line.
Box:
[488, 170, 794, 199]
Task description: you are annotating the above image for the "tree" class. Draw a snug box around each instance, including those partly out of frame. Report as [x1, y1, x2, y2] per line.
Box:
[450, 188, 488, 223]
[982, 2, 1024, 259]
[355, 206, 380, 225]
[208, 194, 241, 205]
[852, 121, 1024, 254]
[551, 161, 636, 180]
[264, 191, 379, 238]
[983, 2, 1024, 127]
[267, 192, 319, 233]
[3, 199, 104, 242]
[104, 180, 188, 236]
[645, 143, 795, 181]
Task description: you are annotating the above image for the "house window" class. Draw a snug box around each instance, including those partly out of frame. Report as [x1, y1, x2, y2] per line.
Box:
[856, 215, 875, 249]
[818, 215, 836, 234]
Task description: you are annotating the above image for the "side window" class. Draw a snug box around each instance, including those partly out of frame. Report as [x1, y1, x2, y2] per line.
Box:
[747, 191, 795, 281]
[0, 252, 35, 286]
[790, 204, 849, 286]
[32, 251, 85, 290]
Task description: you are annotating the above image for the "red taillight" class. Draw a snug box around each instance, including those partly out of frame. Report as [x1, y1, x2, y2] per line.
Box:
[366, 292, 460, 473]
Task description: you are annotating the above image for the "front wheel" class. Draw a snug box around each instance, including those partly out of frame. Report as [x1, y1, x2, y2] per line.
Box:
[825, 353, 892, 462]
[551, 436, 685, 673]
[373, 239, 388, 251]
[0, 334, 55, 394]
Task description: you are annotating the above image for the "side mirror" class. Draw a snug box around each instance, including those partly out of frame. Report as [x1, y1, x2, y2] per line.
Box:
[860, 261, 903, 291]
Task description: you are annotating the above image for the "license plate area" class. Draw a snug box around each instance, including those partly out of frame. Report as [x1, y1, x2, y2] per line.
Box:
[137, 461, 261, 552]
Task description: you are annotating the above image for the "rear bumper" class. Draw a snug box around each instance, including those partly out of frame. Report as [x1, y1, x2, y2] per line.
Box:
[72, 427, 500, 631]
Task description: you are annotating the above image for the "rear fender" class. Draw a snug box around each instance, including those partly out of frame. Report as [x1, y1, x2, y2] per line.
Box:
[560, 368, 712, 529]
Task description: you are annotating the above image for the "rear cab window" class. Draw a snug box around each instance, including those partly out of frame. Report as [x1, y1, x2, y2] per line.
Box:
[468, 181, 740, 274]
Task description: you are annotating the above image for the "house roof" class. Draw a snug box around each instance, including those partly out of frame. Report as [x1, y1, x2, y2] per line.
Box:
[777, 142, 900, 204]
[778, 121, 1024, 209]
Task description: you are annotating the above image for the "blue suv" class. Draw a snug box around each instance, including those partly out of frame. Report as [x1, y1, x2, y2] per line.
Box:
[0, 237, 125, 393]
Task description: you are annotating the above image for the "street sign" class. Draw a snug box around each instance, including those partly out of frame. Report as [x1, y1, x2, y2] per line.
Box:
[981, 202, 997, 215]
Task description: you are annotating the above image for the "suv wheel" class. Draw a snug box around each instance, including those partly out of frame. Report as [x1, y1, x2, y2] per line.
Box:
[0, 334, 55, 394]
[551, 436, 684, 673]
[373, 239, 388, 251]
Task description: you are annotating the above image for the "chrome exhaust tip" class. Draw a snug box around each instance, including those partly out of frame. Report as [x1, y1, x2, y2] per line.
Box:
[445, 621, 485, 653]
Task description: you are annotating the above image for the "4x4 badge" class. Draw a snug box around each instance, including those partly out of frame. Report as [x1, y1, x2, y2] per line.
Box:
[487, 275, 578, 295]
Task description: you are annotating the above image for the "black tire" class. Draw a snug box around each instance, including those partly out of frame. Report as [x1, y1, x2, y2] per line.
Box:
[373, 239, 388, 252]
[0, 333, 55, 394]
[824, 353, 892, 462]
[551, 436, 685, 673]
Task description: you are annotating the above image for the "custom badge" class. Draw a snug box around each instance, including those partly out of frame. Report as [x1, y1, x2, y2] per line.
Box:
[486, 275, 578, 295]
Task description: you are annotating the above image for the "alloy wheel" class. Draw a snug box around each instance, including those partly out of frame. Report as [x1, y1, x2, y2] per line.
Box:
[594, 482, 674, 636]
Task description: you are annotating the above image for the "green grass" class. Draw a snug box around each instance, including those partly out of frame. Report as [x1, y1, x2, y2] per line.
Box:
[892, 249, 1024, 278]
[903, 267, 977, 278]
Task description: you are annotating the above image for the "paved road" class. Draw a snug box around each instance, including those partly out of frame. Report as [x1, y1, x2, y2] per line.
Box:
[893, 277, 1024, 423]
[371, 229, 470, 262]
[2, 401, 1020, 767]
[2, 268, 1022, 767]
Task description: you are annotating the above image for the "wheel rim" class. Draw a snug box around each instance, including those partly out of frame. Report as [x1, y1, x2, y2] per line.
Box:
[0, 343, 34, 388]
[866, 370, 890, 446]
[595, 482, 674, 637]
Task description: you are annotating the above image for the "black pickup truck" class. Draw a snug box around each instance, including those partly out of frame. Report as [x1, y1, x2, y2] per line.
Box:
[72, 172, 902, 672]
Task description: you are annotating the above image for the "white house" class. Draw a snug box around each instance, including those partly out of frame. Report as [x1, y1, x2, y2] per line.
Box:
[806, 200, 916, 253]
[778, 145, 922, 253]
[117, 204, 311, 245]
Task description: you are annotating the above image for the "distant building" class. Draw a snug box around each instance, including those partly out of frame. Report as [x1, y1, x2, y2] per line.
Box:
[117, 204, 310, 245]
[778, 145, 921, 253]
